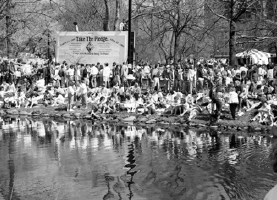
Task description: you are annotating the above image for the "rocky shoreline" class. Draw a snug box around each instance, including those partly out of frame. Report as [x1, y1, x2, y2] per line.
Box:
[0, 105, 275, 136]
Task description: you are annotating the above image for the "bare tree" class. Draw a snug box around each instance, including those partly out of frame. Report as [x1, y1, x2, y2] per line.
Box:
[132, 0, 206, 63]
[103, 0, 110, 31]
[206, 0, 277, 66]
[114, 0, 121, 31]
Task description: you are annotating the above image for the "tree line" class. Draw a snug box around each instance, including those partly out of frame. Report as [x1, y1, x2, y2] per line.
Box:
[0, 0, 277, 65]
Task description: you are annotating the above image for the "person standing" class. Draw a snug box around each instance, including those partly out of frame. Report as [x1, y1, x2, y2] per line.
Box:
[75, 64, 81, 83]
[204, 76, 223, 122]
[187, 64, 196, 94]
[113, 65, 121, 87]
[121, 62, 129, 88]
[90, 64, 99, 88]
[99, 65, 104, 87]
[58, 65, 65, 87]
[67, 81, 75, 111]
[68, 65, 75, 82]
[196, 64, 204, 92]
[162, 65, 170, 93]
[228, 87, 239, 120]
[82, 64, 88, 80]
[143, 63, 152, 89]
[169, 65, 175, 92]
[103, 63, 111, 88]
[151, 64, 160, 91]
[14, 68, 21, 86]
[176, 66, 183, 92]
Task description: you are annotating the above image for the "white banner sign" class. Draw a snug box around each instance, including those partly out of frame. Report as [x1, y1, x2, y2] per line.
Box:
[56, 31, 128, 66]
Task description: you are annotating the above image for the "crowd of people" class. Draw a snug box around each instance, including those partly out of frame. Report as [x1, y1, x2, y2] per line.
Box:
[0, 57, 277, 125]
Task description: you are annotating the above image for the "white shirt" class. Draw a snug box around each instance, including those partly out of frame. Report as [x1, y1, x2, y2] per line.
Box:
[121, 64, 129, 77]
[68, 86, 75, 95]
[188, 69, 196, 81]
[258, 67, 266, 76]
[144, 65, 150, 74]
[54, 69, 59, 76]
[267, 69, 274, 79]
[225, 77, 232, 85]
[91, 66, 99, 75]
[78, 83, 87, 95]
[36, 79, 45, 90]
[240, 66, 248, 72]
[228, 91, 239, 104]
[14, 71, 21, 77]
[22, 64, 32, 75]
[103, 66, 111, 77]
[68, 68, 74, 76]
[76, 69, 81, 77]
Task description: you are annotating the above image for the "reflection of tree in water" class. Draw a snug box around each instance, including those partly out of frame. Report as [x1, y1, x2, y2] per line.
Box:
[0, 118, 19, 200]
[0, 117, 274, 200]
[124, 142, 137, 200]
[103, 173, 116, 200]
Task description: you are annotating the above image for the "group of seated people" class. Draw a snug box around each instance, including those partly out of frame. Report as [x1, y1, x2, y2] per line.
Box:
[0, 76, 204, 122]
[1, 73, 277, 126]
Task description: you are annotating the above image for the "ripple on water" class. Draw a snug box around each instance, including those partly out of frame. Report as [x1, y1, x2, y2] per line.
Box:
[0, 118, 276, 200]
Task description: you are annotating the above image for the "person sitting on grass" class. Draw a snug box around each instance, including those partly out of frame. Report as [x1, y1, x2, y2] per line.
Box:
[25, 93, 42, 108]
[155, 96, 167, 109]
[90, 96, 106, 119]
[250, 97, 274, 126]
[163, 95, 181, 115]
[102, 97, 117, 114]
[3, 94, 17, 109]
[43, 88, 53, 107]
[143, 98, 156, 115]
[51, 92, 65, 107]
[76, 78, 88, 109]
[15, 87, 26, 108]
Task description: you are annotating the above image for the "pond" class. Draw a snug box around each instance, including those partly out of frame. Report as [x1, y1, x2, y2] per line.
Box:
[0, 117, 276, 200]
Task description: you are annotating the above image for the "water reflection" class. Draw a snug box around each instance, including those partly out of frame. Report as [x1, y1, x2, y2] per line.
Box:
[0, 116, 276, 200]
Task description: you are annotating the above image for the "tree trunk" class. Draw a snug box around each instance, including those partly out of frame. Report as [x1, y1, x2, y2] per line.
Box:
[173, 33, 180, 64]
[6, 0, 11, 58]
[229, 20, 236, 66]
[173, 0, 180, 64]
[103, 0, 110, 31]
[114, 0, 120, 31]
[229, 0, 236, 66]
[169, 31, 174, 61]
